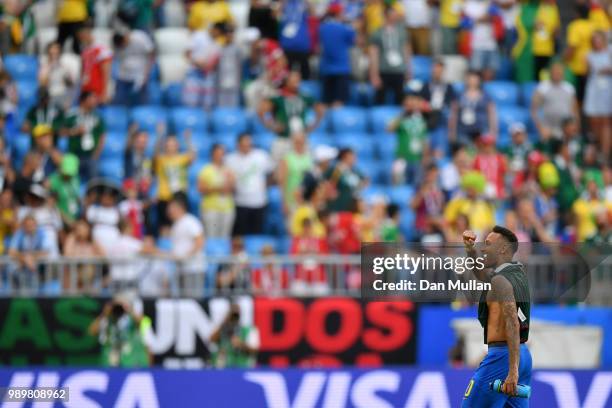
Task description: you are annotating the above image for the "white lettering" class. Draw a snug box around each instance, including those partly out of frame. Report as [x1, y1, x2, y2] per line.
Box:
[64, 371, 107, 408]
[351, 371, 399, 408]
[113, 373, 159, 408]
[404, 372, 451, 408]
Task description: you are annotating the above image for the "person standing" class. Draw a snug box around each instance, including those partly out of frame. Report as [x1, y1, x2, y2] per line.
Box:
[279, 0, 312, 79]
[226, 133, 274, 235]
[56, 0, 88, 54]
[112, 29, 155, 107]
[78, 23, 113, 104]
[369, 6, 412, 105]
[461, 226, 532, 408]
[277, 131, 313, 213]
[564, 2, 595, 103]
[403, 0, 432, 55]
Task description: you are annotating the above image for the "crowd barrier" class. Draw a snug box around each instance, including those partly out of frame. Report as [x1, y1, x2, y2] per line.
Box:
[0, 367, 610, 408]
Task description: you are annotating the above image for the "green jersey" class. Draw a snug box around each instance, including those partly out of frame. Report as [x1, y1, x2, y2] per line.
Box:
[271, 93, 314, 137]
[211, 325, 258, 368]
[396, 113, 428, 163]
[478, 262, 531, 344]
[49, 172, 80, 222]
[99, 315, 149, 367]
[26, 104, 65, 139]
[64, 108, 105, 157]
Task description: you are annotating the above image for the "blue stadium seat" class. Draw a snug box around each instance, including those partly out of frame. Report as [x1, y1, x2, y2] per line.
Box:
[335, 134, 375, 160]
[497, 131, 512, 149]
[484, 81, 520, 106]
[188, 160, 206, 185]
[163, 83, 183, 106]
[521, 82, 538, 107]
[244, 235, 278, 255]
[16, 80, 38, 110]
[267, 186, 283, 213]
[369, 106, 402, 134]
[101, 106, 129, 132]
[264, 211, 286, 236]
[452, 82, 465, 95]
[251, 116, 269, 135]
[212, 133, 237, 149]
[187, 189, 200, 215]
[205, 238, 231, 256]
[253, 132, 275, 151]
[170, 107, 207, 134]
[210, 108, 249, 134]
[4, 55, 38, 81]
[308, 132, 334, 148]
[100, 131, 126, 159]
[412, 56, 432, 82]
[299, 80, 321, 101]
[147, 81, 163, 105]
[357, 160, 385, 184]
[361, 184, 388, 202]
[189, 133, 214, 159]
[11, 133, 31, 164]
[374, 133, 397, 161]
[385, 185, 415, 209]
[130, 105, 168, 134]
[330, 107, 367, 134]
[157, 237, 172, 251]
[497, 105, 530, 135]
[98, 159, 125, 182]
[349, 82, 375, 107]
[496, 57, 514, 81]
[399, 209, 416, 240]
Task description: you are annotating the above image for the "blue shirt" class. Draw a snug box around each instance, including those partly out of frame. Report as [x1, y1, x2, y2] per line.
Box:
[279, 0, 311, 52]
[319, 20, 355, 75]
[10, 227, 48, 253]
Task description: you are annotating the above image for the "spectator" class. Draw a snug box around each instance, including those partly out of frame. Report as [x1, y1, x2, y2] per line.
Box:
[8, 214, 50, 288]
[30, 124, 62, 181]
[56, 0, 88, 54]
[112, 29, 155, 107]
[318, 3, 356, 105]
[300, 144, 337, 202]
[277, 131, 313, 213]
[403, 0, 432, 55]
[13, 152, 43, 203]
[188, 0, 234, 31]
[290, 181, 326, 238]
[418, 59, 457, 130]
[209, 303, 260, 368]
[49, 154, 81, 227]
[183, 24, 222, 109]
[86, 185, 122, 253]
[325, 147, 366, 213]
[248, 0, 279, 40]
[119, 179, 146, 239]
[515, 196, 554, 242]
[0, 70, 18, 117]
[439, 0, 464, 55]
[153, 131, 195, 232]
[411, 164, 446, 239]
[534, 161, 560, 237]
[63, 219, 104, 290]
[573, 170, 611, 242]
[462, 0, 503, 81]
[552, 140, 580, 215]
[0, 136, 12, 191]
[17, 185, 62, 257]
[449, 71, 497, 146]
[226, 133, 273, 235]
[116, 0, 155, 31]
[251, 244, 289, 295]
[496, 0, 518, 56]
[22, 88, 65, 144]
[387, 90, 429, 185]
[88, 300, 150, 367]
[381, 202, 402, 242]
[259, 71, 323, 161]
[216, 236, 249, 291]
[564, 2, 596, 103]
[167, 192, 205, 294]
[63, 91, 106, 182]
[198, 144, 235, 238]
[443, 170, 494, 238]
[290, 217, 330, 295]
[349, 32, 372, 105]
[243, 39, 288, 112]
[512, 149, 545, 196]
[216, 24, 242, 107]
[363, 0, 404, 36]
[531, 62, 580, 141]
[124, 126, 153, 198]
[583, 30, 612, 162]
[78, 23, 113, 103]
[503, 122, 531, 176]
[278, 0, 312, 78]
[0, 189, 16, 255]
[473, 134, 507, 200]
[369, 6, 412, 105]
[38, 42, 77, 109]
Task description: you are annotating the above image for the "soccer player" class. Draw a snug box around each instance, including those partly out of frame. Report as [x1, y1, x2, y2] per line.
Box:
[461, 226, 532, 407]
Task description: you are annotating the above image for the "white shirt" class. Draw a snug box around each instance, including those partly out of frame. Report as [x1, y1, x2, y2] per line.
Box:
[117, 30, 154, 83]
[188, 30, 221, 67]
[86, 205, 121, 253]
[403, 0, 431, 28]
[108, 234, 143, 281]
[171, 213, 205, 274]
[464, 0, 498, 51]
[226, 149, 273, 208]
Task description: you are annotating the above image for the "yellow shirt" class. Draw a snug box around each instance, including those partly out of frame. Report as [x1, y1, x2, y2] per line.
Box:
[444, 197, 495, 237]
[290, 205, 325, 238]
[188, 0, 234, 30]
[566, 19, 595, 75]
[57, 0, 88, 23]
[364, 1, 404, 35]
[440, 0, 464, 28]
[0, 208, 14, 254]
[155, 154, 191, 201]
[532, 4, 560, 57]
[198, 164, 234, 213]
[572, 198, 612, 241]
[590, 8, 611, 31]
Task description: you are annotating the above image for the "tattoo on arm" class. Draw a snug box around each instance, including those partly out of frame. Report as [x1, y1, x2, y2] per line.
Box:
[493, 276, 520, 374]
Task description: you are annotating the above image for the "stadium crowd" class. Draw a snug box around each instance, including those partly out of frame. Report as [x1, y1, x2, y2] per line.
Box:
[0, 0, 610, 294]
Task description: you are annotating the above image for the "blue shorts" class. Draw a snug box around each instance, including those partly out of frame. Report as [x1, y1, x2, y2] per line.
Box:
[462, 344, 532, 408]
[470, 49, 501, 73]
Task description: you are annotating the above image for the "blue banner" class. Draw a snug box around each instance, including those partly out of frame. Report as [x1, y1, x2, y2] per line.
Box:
[0, 368, 611, 407]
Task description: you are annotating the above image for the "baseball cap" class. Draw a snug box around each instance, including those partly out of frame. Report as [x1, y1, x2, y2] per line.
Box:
[314, 145, 338, 163]
[33, 124, 53, 138]
[510, 123, 526, 134]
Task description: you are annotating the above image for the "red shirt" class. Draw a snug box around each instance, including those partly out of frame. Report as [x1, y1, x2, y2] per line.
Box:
[251, 266, 289, 292]
[290, 236, 329, 283]
[474, 153, 507, 199]
[81, 44, 113, 99]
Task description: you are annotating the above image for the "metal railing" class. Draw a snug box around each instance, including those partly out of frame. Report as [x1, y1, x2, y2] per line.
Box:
[0, 255, 610, 304]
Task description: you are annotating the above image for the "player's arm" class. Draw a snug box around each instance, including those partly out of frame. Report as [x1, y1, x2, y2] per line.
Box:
[462, 230, 492, 282]
[492, 274, 520, 396]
